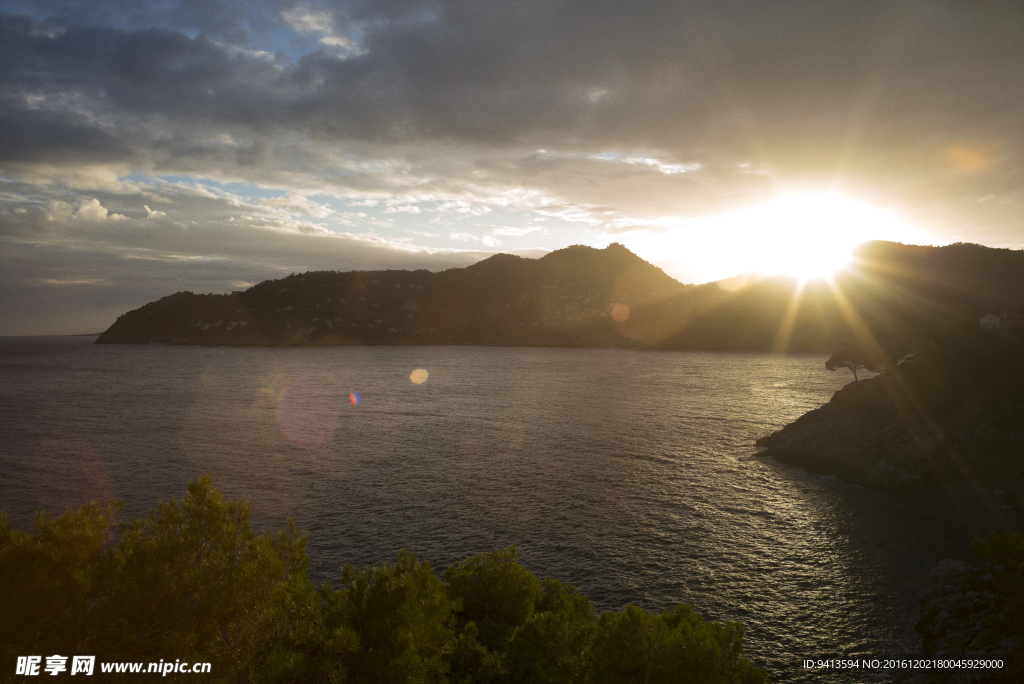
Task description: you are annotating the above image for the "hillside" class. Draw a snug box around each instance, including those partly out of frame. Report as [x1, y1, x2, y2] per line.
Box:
[96, 241, 1024, 349]
[96, 243, 690, 347]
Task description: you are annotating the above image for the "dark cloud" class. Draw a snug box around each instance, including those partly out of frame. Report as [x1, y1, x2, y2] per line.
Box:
[5, 2, 1022, 160]
[0, 3, 1016, 191]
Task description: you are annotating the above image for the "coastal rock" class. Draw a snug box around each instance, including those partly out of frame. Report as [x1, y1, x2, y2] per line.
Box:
[757, 379, 946, 489]
[756, 373, 1024, 490]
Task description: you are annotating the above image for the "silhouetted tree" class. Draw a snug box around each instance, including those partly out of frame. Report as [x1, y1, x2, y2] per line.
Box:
[825, 347, 883, 381]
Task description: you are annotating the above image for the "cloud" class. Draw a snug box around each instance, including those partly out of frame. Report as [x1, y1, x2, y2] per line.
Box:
[319, 35, 356, 50]
[383, 204, 421, 214]
[3, 3, 1020, 205]
[279, 4, 363, 56]
[448, 231, 478, 242]
[0, 1, 1015, 251]
[6, 163, 140, 194]
[262, 193, 334, 218]
[434, 200, 491, 216]
[143, 205, 167, 219]
[487, 225, 543, 237]
[280, 6, 334, 34]
[71, 198, 126, 221]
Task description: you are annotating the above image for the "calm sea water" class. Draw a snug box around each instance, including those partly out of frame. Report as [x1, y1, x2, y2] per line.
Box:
[1, 336, 1020, 682]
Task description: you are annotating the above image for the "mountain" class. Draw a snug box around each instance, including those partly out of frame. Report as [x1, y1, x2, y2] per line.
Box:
[95, 241, 1024, 349]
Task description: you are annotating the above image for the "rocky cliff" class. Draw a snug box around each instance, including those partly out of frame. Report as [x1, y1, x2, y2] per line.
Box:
[756, 329, 1024, 491]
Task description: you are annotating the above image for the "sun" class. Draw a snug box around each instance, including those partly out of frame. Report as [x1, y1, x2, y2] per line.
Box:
[619, 190, 927, 286]
[703, 192, 924, 284]
[752, 194, 871, 281]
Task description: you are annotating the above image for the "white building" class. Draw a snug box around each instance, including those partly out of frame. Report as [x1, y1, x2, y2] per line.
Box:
[981, 313, 1000, 329]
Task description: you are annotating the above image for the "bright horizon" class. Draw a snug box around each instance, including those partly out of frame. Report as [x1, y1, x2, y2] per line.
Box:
[2, 1, 1023, 335]
[623, 191, 932, 285]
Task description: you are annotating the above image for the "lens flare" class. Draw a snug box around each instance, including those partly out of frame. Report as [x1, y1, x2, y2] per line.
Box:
[410, 368, 429, 384]
[611, 303, 630, 322]
[349, 392, 360, 404]
[32, 431, 115, 514]
[275, 378, 339, 449]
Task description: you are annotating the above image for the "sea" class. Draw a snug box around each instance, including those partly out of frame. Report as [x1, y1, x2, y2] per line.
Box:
[2, 335, 1020, 682]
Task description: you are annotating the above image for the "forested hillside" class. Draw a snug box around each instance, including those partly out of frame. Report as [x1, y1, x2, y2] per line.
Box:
[96, 242, 1024, 351]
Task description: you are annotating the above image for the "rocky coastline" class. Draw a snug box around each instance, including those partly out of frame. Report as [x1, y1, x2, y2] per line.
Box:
[897, 558, 1020, 683]
[755, 373, 1024, 493]
[757, 348, 1024, 681]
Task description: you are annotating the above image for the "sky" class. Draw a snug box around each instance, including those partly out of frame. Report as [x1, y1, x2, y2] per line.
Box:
[2, 0, 1023, 335]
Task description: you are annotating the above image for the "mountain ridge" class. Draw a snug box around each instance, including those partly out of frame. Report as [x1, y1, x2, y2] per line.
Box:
[95, 241, 1024, 350]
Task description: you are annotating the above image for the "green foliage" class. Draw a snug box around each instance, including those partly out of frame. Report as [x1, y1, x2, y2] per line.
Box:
[587, 604, 769, 684]
[443, 546, 541, 650]
[2, 482, 771, 684]
[329, 550, 457, 683]
[448, 621, 503, 683]
[588, 605, 673, 682]
[0, 501, 119, 661]
[500, 579, 597, 684]
[246, 574, 356, 684]
[0, 478, 308, 683]
[95, 478, 307, 674]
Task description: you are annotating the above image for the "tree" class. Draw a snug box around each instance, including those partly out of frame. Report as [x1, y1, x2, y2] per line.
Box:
[443, 546, 541, 650]
[500, 578, 597, 684]
[825, 347, 883, 381]
[328, 550, 456, 683]
[0, 477, 310, 683]
[970, 531, 1024, 650]
[443, 546, 541, 681]
[587, 604, 769, 684]
[0, 501, 119, 663]
[94, 477, 308, 679]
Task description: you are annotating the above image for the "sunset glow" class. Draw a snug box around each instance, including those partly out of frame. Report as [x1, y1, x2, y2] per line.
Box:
[632, 192, 929, 285]
[733, 193, 925, 282]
